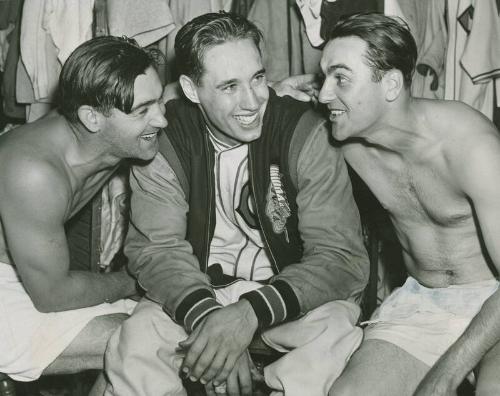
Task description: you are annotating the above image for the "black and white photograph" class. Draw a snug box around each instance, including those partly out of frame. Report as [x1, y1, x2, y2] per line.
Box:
[0, 1, 499, 395]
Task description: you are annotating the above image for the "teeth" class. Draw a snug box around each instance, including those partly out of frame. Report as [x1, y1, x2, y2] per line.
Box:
[330, 110, 346, 116]
[234, 113, 258, 125]
[141, 132, 157, 141]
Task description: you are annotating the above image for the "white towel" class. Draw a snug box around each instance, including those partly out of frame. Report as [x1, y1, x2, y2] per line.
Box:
[0, 262, 136, 381]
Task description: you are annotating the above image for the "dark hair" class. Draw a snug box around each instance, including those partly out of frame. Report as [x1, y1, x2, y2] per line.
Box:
[174, 11, 263, 85]
[58, 36, 157, 123]
[328, 13, 417, 88]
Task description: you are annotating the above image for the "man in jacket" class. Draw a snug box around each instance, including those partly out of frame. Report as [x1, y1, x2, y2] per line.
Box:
[105, 12, 369, 396]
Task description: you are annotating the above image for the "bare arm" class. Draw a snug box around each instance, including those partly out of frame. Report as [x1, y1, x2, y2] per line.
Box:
[415, 130, 500, 395]
[162, 74, 319, 104]
[0, 161, 136, 312]
[268, 73, 320, 102]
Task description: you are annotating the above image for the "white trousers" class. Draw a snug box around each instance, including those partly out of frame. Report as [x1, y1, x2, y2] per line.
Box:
[0, 262, 136, 381]
[105, 280, 362, 396]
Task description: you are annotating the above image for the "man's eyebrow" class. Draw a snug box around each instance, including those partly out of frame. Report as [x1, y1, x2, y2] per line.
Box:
[216, 78, 238, 89]
[215, 68, 267, 89]
[326, 63, 352, 74]
[254, 68, 266, 77]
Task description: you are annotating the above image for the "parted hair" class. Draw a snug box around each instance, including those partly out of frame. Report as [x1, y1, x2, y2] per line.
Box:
[175, 11, 263, 85]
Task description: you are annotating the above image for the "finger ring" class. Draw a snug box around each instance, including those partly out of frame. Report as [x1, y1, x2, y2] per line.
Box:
[214, 382, 227, 394]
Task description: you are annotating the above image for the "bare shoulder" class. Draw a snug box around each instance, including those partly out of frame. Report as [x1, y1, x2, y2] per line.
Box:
[421, 100, 500, 188]
[422, 99, 494, 135]
[0, 124, 72, 220]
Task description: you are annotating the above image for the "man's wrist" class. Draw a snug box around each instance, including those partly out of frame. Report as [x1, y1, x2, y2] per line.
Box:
[239, 281, 301, 329]
[237, 298, 258, 332]
[431, 352, 470, 388]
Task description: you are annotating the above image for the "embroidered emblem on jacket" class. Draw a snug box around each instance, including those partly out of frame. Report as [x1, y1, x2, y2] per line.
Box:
[266, 164, 291, 242]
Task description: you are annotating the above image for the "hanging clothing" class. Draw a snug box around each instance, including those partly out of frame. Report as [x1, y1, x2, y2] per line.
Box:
[248, 0, 321, 82]
[106, 0, 175, 47]
[231, 0, 255, 17]
[1, 0, 24, 119]
[44, 0, 94, 64]
[385, 0, 448, 100]
[17, 0, 96, 121]
[163, 0, 233, 82]
[296, 0, 325, 47]
[20, 0, 94, 102]
[445, 0, 500, 120]
[248, 0, 291, 81]
[319, 0, 379, 42]
[0, 0, 18, 72]
[413, 0, 447, 100]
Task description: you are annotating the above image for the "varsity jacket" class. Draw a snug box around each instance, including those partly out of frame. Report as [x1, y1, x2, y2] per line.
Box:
[125, 90, 369, 332]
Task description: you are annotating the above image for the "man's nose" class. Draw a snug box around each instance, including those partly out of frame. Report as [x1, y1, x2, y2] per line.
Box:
[151, 102, 168, 128]
[318, 79, 337, 104]
[240, 86, 260, 111]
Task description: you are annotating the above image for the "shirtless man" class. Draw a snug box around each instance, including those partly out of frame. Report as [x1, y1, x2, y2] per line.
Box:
[318, 13, 500, 396]
[0, 36, 167, 393]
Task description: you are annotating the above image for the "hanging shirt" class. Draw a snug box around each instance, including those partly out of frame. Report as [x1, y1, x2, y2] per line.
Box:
[445, 0, 500, 120]
[385, 0, 447, 100]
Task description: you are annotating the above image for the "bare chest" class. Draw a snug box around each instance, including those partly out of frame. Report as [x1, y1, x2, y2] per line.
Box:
[348, 153, 470, 227]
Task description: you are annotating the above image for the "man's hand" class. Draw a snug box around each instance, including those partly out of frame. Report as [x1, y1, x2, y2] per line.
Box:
[269, 73, 320, 103]
[204, 351, 257, 396]
[414, 368, 459, 396]
[179, 299, 258, 387]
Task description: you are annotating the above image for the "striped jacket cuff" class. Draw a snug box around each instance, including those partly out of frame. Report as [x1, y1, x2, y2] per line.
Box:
[239, 280, 301, 329]
[170, 289, 222, 332]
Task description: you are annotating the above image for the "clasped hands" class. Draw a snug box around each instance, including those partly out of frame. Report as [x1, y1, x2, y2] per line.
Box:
[177, 299, 259, 395]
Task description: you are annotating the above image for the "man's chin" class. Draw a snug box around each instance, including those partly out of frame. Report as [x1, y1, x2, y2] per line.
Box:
[241, 129, 262, 143]
[330, 122, 355, 141]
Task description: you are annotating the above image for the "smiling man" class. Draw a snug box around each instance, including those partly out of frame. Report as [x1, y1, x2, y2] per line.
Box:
[0, 36, 167, 394]
[105, 12, 369, 396]
[318, 13, 500, 396]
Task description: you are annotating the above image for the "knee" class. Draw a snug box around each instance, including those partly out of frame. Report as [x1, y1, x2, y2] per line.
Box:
[329, 376, 363, 396]
[328, 369, 388, 396]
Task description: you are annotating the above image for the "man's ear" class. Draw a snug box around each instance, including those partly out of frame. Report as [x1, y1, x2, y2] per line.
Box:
[383, 69, 404, 102]
[77, 105, 102, 132]
[179, 74, 200, 104]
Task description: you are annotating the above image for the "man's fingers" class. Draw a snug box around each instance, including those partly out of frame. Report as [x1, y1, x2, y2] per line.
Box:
[200, 350, 227, 384]
[188, 344, 218, 381]
[204, 381, 217, 396]
[226, 370, 241, 396]
[295, 73, 317, 85]
[181, 336, 206, 378]
[178, 330, 196, 349]
[236, 360, 253, 396]
[213, 353, 238, 387]
[289, 89, 313, 102]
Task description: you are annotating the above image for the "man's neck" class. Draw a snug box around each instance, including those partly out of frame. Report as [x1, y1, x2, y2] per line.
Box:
[65, 118, 122, 176]
[357, 97, 421, 154]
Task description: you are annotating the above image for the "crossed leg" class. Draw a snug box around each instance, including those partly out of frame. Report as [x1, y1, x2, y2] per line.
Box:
[328, 339, 429, 396]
